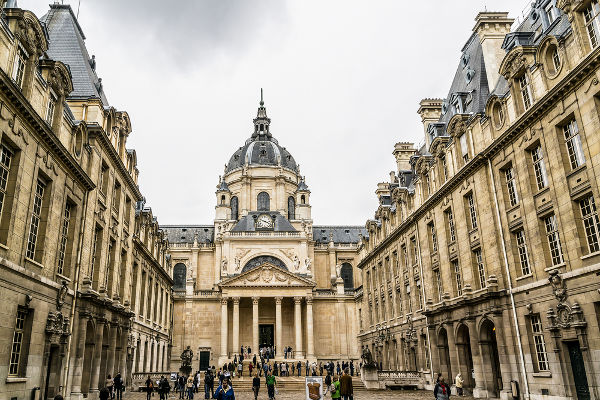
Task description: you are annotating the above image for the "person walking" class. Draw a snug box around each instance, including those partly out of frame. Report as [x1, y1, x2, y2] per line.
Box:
[105, 375, 114, 399]
[159, 375, 171, 400]
[204, 370, 212, 400]
[297, 361, 302, 377]
[178, 374, 186, 399]
[145, 376, 154, 400]
[113, 373, 124, 400]
[100, 385, 111, 400]
[331, 376, 341, 400]
[349, 361, 354, 377]
[237, 361, 243, 378]
[434, 377, 451, 400]
[266, 371, 277, 400]
[187, 374, 195, 399]
[340, 369, 353, 400]
[213, 376, 235, 400]
[455, 373, 464, 397]
[324, 371, 332, 396]
[252, 373, 261, 400]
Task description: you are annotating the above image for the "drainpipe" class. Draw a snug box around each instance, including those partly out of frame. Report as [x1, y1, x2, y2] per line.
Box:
[414, 221, 434, 383]
[487, 158, 530, 400]
[61, 187, 90, 397]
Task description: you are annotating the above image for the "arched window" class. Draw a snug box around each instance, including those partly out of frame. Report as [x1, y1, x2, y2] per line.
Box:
[173, 263, 186, 290]
[341, 263, 354, 290]
[220, 195, 225, 205]
[231, 196, 239, 220]
[301, 195, 306, 204]
[288, 196, 295, 220]
[257, 192, 270, 211]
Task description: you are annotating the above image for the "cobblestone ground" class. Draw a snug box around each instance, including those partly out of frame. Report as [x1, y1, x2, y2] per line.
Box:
[124, 390, 474, 400]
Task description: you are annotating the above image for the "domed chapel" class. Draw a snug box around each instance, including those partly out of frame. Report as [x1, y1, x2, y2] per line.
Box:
[163, 94, 366, 367]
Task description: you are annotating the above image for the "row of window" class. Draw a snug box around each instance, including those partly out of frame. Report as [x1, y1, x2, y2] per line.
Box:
[226, 192, 307, 220]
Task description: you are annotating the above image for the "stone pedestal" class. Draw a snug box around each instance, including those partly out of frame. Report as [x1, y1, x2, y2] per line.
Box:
[335, 277, 345, 294]
[361, 365, 380, 389]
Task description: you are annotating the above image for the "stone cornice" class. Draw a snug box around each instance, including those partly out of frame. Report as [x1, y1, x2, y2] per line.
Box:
[0, 69, 95, 191]
[358, 45, 600, 269]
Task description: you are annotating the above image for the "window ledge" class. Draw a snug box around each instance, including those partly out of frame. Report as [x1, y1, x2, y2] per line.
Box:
[506, 204, 521, 213]
[532, 371, 552, 378]
[544, 263, 565, 273]
[565, 164, 587, 179]
[516, 273, 533, 282]
[6, 377, 27, 383]
[25, 257, 44, 269]
[581, 251, 600, 261]
[0, 242, 8, 251]
[56, 273, 71, 283]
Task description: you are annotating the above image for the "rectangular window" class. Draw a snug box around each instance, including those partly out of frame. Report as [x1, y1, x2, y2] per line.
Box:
[11, 45, 27, 88]
[57, 202, 72, 275]
[466, 193, 478, 230]
[545, 3, 558, 25]
[124, 195, 132, 226]
[90, 227, 102, 288]
[474, 249, 486, 289]
[429, 222, 438, 253]
[26, 178, 45, 260]
[544, 214, 564, 265]
[459, 134, 469, 163]
[434, 269, 442, 302]
[411, 237, 418, 266]
[505, 167, 519, 207]
[515, 230, 531, 275]
[531, 314, 550, 371]
[416, 280, 423, 309]
[563, 119, 585, 169]
[452, 260, 463, 296]
[0, 145, 13, 218]
[112, 181, 121, 213]
[445, 208, 456, 242]
[531, 145, 549, 190]
[518, 74, 532, 110]
[579, 195, 600, 253]
[440, 155, 448, 182]
[402, 245, 408, 270]
[8, 309, 26, 376]
[406, 284, 412, 313]
[45, 91, 57, 125]
[100, 163, 109, 194]
[585, 0, 600, 48]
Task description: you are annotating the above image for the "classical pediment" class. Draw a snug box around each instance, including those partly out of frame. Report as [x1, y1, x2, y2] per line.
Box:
[219, 263, 315, 288]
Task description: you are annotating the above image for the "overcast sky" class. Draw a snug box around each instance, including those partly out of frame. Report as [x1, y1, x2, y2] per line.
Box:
[26, 0, 530, 225]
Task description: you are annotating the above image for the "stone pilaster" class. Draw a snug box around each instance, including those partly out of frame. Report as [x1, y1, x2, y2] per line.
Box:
[220, 298, 228, 359]
[232, 297, 240, 356]
[306, 296, 314, 360]
[275, 296, 283, 358]
[89, 317, 106, 392]
[252, 297, 259, 355]
[70, 312, 90, 395]
[294, 296, 303, 357]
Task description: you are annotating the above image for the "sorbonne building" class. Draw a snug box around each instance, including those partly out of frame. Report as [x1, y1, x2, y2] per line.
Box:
[163, 95, 365, 369]
[358, 4, 600, 400]
[0, 3, 172, 400]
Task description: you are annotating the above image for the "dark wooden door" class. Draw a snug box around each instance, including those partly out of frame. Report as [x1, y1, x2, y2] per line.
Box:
[259, 324, 274, 347]
[199, 351, 210, 371]
[567, 341, 590, 400]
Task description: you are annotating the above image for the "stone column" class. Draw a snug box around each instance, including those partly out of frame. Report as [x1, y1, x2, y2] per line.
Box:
[71, 312, 90, 394]
[252, 297, 259, 355]
[306, 296, 315, 359]
[233, 297, 240, 356]
[446, 323, 458, 386]
[466, 320, 485, 396]
[90, 318, 106, 392]
[294, 297, 303, 357]
[157, 342, 163, 372]
[120, 330, 128, 376]
[220, 298, 228, 359]
[275, 297, 283, 358]
[106, 323, 118, 377]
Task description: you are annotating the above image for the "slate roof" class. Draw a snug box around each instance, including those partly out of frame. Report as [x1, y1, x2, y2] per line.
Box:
[226, 137, 297, 173]
[312, 226, 367, 244]
[162, 226, 215, 244]
[231, 211, 296, 232]
[40, 4, 108, 105]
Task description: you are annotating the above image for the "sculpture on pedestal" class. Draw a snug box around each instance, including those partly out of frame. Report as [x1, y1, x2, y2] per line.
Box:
[180, 346, 193, 376]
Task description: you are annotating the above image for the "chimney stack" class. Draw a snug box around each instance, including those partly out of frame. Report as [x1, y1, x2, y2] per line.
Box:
[417, 99, 443, 148]
[393, 142, 415, 172]
[473, 12, 514, 91]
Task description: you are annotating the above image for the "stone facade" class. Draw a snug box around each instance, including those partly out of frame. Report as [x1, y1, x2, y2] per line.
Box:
[358, 6, 600, 400]
[164, 99, 365, 370]
[0, 3, 171, 400]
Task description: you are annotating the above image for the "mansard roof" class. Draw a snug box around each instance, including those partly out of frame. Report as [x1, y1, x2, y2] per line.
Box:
[162, 225, 215, 244]
[231, 211, 297, 232]
[40, 4, 108, 105]
[312, 226, 367, 244]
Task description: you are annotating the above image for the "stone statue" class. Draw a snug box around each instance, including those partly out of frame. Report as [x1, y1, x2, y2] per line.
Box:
[361, 347, 376, 367]
[221, 258, 228, 272]
[293, 255, 300, 271]
[180, 346, 193, 375]
[234, 257, 241, 272]
[56, 280, 68, 311]
[335, 263, 342, 278]
[304, 258, 312, 271]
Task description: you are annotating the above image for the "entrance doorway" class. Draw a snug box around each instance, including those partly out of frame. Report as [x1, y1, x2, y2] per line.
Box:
[567, 341, 590, 400]
[259, 324, 274, 348]
[199, 351, 210, 371]
[43, 345, 60, 399]
[480, 320, 502, 397]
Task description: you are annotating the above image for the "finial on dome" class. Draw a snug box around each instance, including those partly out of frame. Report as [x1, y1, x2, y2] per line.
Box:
[260, 88, 264, 106]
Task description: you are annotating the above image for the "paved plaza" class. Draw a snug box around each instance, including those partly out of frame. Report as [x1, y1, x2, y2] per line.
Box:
[124, 389, 472, 400]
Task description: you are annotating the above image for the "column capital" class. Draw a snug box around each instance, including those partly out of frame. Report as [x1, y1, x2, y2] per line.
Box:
[306, 296, 313, 305]
[294, 296, 303, 304]
[275, 296, 283, 304]
[221, 297, 229, 305]
[252, 296, 260, 305]
[232, 296, 240, 304]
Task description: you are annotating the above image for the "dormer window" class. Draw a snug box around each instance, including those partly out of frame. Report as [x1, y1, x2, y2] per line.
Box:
[12, 45, 28, 88]
[517, 74, 532, 110]
[584, 1, 600, 48]
[545, 2, 559, 25]
[45, 91, 57, 126]
[459, 133, 469, 163]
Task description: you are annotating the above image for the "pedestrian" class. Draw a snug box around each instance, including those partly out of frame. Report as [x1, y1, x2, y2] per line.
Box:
[237, 361, 243, 378]
[106, 374, 114, 399]
[178, 375, 186, 399]
[146, 376, 154, 400]
[266, 371, 277, 400]
[213, 375, 235, 400]
[434, 377, 451, 400]
[455, 373, 464, 397]
[187, 374, 195, 399]
[249, 362, 254, 377]
[349, 361, 354, 377]
[331, 376, 341, 400]
[324, 371, 332, 395]
[436, 372, 442, 384]
[194, 371, 199, 393]
[100, 385, 111, 400]
[204, 371, 212, 399]
[113, 373, 124, 400]
[297, 361, 302, 377]
[340, 369, 353, 400]
[252, 372, 261, 400]
[159, 375, 171, 400]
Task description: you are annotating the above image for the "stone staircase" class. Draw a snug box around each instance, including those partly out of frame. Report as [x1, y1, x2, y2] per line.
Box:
[225, 376, 368, 392]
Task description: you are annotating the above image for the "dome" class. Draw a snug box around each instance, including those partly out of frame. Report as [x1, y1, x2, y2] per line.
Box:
[226, 137, 298, 173]
[225, 94, 298, 173]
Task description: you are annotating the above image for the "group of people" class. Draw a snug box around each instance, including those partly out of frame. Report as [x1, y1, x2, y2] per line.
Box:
[433, 372, 467, 400]
[101, 373, 125, 400]
[323, 368, 354, 400]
